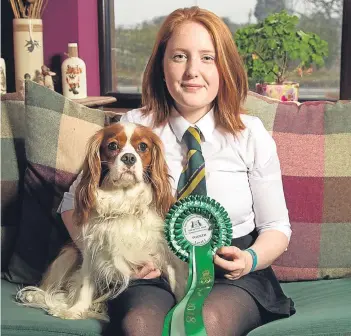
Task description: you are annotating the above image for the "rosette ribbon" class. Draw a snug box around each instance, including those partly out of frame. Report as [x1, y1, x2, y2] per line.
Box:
[162, 195, 232, 336]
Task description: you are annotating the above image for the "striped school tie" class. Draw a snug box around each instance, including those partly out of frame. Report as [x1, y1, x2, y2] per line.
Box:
[177, 126, 207, 200]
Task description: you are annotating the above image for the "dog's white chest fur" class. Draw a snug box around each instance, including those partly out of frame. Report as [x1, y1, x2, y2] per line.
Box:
[83, 183, 168, 288]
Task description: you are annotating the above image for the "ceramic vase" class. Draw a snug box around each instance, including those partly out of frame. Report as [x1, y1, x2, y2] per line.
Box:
[13, 18, 44, 92]
[256, 82, 299, 101]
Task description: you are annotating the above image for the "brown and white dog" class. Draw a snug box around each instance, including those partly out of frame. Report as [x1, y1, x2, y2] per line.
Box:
[17, 122, 187, 320]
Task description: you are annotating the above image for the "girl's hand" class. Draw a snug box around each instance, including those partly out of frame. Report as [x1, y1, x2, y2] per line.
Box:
[214, 246, 253, 280]
[134, 261, 161, 279]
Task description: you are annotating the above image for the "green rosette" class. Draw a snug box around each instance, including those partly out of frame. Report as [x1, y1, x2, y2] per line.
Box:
[162, 195, 232, 336]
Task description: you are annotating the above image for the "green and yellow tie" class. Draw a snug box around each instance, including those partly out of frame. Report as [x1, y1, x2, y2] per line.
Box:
[177, 126, 207, 199]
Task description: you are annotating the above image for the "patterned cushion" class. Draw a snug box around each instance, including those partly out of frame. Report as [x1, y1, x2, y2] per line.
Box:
[4, 81, 105, 285]
[1, 95, 26, 271]
[244, 92, 351, 281]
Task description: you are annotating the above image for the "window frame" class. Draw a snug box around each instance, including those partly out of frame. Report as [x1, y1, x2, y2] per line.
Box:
[340, 0, 351, 100]
[98, 0, 142, 107]
[98, 0, 351, 105]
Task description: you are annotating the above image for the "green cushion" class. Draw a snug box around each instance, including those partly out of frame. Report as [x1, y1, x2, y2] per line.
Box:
[3, 279, 350, 336]
[248, 278, 351, 336]
[1, 280, 105, 336]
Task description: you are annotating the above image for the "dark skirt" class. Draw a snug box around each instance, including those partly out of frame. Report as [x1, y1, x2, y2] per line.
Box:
[129, 230, 296, 321]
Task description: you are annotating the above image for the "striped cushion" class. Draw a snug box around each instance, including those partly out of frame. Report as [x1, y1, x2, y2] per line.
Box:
[4, 81, 105, 285]
[244, 92, 351, 281]
[1, 95, 26, 271]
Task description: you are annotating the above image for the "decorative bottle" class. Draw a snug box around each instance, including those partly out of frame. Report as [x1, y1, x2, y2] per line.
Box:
[0, 58, 6, 94]
[61, 43, 87, 99]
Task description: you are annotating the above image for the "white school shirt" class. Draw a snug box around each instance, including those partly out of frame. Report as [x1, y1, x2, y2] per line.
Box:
[58, 107, 291, 241]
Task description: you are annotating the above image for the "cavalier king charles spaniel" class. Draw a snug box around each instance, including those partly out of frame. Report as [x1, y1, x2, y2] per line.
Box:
[17, 122, 187, 320]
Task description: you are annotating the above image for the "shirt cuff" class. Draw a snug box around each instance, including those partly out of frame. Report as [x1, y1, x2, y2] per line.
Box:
[256, 223, 292, 242]
[57, 191, 75, 214]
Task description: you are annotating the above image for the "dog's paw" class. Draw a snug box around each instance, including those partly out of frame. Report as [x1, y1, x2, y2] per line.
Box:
[17, 290, 34, 303]
[49, 307, 87, 320]
[16, 288, 45, 305]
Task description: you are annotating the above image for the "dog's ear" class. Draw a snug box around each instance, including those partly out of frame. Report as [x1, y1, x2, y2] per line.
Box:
[149, 134, 175, 218]
[74, 129, 105, 226]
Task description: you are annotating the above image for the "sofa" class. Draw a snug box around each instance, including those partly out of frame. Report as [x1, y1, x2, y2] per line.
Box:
[1, 81, 351, 336]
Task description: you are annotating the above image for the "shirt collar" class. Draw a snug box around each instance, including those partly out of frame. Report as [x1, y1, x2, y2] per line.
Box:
[169, 106, 215, 143]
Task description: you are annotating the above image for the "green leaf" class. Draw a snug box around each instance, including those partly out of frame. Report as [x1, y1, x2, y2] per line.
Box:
[234, 10, 328, 83]
[266, 26, 273, 35]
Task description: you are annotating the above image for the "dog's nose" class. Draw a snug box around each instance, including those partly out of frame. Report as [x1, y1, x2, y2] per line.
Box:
[121, 153, 136, 167]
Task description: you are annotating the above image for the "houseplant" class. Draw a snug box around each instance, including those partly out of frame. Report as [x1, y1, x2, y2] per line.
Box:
[234, 10, 328, 101]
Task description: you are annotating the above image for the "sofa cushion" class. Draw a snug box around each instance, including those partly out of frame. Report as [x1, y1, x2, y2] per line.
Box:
[2, 278, 350, 336]
[245, 92, 351, 281]
[1, 279, 105, 336]
[3, 81, 105, 285]
[248, 278, 351, 336]
[1, 94, 26, 271]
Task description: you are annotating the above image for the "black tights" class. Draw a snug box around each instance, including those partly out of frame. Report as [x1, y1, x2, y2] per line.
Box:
[105, 284, 265, 336]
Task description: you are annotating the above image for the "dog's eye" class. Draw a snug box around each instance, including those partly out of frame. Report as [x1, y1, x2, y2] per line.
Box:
[138, 142, 148, 152]
[108, 142, 118, 151]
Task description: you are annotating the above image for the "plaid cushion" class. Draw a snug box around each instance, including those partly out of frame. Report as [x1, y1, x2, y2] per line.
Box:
[244, 92, 351, 281]
[1, 95, 26, 271]
[4, 81, 105, 285]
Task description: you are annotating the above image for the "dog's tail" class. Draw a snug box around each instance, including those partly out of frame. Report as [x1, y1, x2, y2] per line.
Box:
[16, 244, 80, 312]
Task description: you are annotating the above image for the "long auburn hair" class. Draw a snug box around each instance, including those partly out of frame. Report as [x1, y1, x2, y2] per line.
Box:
[144, 127, 175, 218]
[74, 129, 104, 226]
[74, 126, 174, 226]
[142, 6, 248, 134]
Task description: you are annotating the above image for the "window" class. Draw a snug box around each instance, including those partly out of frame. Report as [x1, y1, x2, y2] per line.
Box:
[99, 0, 350, 101]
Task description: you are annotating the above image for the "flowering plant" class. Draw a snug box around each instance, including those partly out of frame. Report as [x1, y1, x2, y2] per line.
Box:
[234, 11, 328, 84]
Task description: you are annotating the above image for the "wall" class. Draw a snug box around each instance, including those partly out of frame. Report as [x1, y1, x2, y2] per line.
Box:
[43, 0, 100, 96]
[1, 0, 100, 95]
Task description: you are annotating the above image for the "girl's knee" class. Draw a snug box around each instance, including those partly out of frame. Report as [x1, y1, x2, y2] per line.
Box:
[203, 305, 226, 335]
[120, 306, 167, 336]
